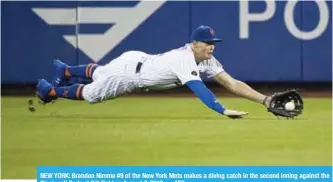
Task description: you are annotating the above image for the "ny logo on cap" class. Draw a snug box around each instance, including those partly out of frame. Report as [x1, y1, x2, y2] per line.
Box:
[209, 28, 215, 36]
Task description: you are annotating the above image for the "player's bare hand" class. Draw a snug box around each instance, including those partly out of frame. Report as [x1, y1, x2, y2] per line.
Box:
[223, 109, 248, 119]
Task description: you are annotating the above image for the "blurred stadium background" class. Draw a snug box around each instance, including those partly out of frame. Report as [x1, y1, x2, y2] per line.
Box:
[1, 0, 332, 179]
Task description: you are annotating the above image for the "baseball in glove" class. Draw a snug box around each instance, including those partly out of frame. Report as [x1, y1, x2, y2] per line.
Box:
[265, 89, 304, 118]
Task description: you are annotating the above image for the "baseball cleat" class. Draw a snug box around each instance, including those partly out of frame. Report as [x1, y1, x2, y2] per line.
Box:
[52, 59, 68, 86]
[36, 79, 57, 104]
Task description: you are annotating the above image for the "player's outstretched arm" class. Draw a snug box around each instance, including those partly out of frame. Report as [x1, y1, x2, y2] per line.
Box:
[186, 80, 248, 119]
[214, 72, 270, 107]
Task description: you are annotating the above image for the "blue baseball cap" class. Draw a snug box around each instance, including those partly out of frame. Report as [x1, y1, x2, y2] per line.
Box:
[191, 25, 222, 43]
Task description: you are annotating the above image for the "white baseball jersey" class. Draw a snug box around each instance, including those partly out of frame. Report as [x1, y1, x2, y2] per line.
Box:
[82, 44, 225, 103]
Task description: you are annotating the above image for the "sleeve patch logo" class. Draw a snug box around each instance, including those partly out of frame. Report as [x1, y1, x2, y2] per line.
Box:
[191, 71, 198, 76]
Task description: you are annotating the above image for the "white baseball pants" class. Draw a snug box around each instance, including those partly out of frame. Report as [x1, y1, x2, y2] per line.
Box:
[81, 51, 147, 103]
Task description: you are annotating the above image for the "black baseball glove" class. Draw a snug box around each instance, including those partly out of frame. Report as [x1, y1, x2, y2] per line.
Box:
[265, 89, 304, 118]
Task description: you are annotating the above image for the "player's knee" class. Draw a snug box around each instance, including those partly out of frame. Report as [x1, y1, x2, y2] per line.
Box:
[83, 95, 103, 104]
[87, 99, 102, 104]
[82, 87, 102, 103]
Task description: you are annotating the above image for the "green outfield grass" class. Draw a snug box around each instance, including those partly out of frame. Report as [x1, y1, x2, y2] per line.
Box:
[1, 96, 332, 179]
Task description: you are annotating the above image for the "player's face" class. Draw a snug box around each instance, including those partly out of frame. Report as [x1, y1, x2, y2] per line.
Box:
[193, 41, 215, 61]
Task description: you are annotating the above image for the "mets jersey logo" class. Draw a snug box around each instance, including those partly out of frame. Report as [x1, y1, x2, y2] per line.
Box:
[32, 1, 166, 63]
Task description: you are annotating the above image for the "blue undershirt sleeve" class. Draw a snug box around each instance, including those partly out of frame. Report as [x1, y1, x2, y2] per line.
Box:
[186, 80, 226, 115]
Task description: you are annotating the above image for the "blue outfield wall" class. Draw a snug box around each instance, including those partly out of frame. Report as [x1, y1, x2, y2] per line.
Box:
[1, 1, 332, 84]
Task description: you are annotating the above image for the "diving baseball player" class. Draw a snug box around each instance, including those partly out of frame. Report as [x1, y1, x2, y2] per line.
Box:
[36, 25, 303, 119]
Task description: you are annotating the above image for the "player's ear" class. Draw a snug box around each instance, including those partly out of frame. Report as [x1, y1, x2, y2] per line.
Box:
[192, 41, 198, 48]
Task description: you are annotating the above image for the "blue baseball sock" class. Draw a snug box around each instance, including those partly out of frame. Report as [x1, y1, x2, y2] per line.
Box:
[67, 64, 99, 79]
[53, 84, 84, 100]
